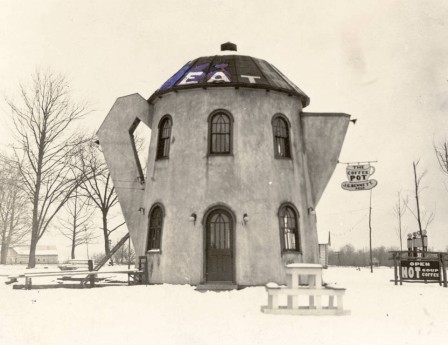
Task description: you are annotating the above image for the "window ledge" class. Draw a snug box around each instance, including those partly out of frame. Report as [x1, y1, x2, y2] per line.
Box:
[274, 156, 293, 160]
[281, 249, 302, 255]
[147, 249, 161, 254]
[208, 153, 234, 157]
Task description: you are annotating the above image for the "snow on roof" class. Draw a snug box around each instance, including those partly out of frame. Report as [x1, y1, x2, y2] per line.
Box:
[13, 245, 58, 256]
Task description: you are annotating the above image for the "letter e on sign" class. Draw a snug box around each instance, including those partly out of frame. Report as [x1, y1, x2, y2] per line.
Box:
[178, 72, 204, 85]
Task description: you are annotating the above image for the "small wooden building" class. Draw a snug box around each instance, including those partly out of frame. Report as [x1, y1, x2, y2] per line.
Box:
[6, 245, 59, 264]
[318, 232, 331, 268]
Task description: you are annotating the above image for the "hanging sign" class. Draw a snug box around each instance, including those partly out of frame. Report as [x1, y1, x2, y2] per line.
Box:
[341, 164, 378, 191]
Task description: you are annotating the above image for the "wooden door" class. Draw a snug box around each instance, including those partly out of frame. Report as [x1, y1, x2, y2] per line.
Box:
[206, 209, 234, 282]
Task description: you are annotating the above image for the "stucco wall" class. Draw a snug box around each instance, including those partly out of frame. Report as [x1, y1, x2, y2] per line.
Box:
[138, 88, 319, 286]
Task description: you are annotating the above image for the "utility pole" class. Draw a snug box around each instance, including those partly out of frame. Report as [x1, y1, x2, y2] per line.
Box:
[369, 189, 373, 273]
[334, 251, 342, 266]
[339, 161, 378, 273]
[128, 235, 131, 269]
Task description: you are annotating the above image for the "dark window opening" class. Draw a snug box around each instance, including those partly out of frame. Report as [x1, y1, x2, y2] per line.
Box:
[210, 112, 231, 154]
[147, 206, 163, 250]
[279, 205, 300, 251]
[273, 116, 291, 158]
[156, 117, 172, 159]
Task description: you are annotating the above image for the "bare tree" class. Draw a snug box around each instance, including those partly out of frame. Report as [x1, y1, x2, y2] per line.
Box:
[0, 158, 30, 264]
[58, 187, 97, 259]
[407, 160, 435, 247]
[77, 138, 125, 257]
[393, 191, 408, 251]
[112, 238, 135, 265]
[6, 71, 89, 267]
[434, 140, 448, 187]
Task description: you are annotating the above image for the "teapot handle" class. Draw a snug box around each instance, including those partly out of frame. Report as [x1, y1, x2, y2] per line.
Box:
[97, 94, 153, 236]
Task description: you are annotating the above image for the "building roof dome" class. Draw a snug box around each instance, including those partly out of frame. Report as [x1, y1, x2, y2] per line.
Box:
[148, 46, 310, 107]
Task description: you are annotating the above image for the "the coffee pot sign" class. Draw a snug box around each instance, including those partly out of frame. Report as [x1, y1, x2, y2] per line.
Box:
[341, 164, 378, 191]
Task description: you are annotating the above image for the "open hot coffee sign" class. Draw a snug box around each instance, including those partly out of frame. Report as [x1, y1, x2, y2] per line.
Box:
[400, 260, 441, 280]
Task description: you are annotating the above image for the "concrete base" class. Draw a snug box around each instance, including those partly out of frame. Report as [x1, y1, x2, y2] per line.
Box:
[260, 305, 350, 316]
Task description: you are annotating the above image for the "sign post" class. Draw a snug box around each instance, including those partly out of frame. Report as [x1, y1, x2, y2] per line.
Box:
[341, 161, 378, 272]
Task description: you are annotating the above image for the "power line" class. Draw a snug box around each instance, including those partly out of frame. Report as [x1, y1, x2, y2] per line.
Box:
[319, 207, 370, 216]
[331, 212, 369, 237]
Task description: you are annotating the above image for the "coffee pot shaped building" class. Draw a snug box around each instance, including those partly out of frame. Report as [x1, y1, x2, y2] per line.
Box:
[97, 43, 351, 286]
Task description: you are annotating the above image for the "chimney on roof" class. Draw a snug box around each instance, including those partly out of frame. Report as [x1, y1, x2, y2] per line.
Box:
[221, 42, 237, 52]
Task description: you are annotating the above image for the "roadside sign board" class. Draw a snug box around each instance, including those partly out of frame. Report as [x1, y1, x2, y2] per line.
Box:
[341, 179, 377, 191]
[400, 260, 441, 280]
[341, 164, 378, 191]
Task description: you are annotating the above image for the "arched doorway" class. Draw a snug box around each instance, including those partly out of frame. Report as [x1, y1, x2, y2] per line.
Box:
[205, 208, 234, 282]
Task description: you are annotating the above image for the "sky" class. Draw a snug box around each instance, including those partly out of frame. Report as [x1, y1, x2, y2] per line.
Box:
[1, 0, 448, 259]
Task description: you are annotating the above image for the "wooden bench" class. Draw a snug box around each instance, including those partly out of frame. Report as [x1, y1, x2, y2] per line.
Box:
[68, 259, 94, 265]
[261, 282, 349, 315]
[22, 269, 144, 289]
[6, 270, 68, 285]
[58, 260, 96, 270]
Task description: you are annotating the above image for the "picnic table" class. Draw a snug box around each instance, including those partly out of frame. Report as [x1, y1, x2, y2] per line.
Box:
[7, 269, 144, 289]
[261, 263, 349, 315]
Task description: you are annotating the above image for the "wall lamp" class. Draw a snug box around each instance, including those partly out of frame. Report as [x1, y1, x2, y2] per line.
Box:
[138, 207, 145, 214]
[243, 213, 249, 225]
[308, 207, 316, 215]
[189, 213, 197, 225]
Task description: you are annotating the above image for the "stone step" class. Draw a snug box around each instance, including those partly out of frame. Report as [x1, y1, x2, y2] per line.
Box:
[195, 283, 238, 292]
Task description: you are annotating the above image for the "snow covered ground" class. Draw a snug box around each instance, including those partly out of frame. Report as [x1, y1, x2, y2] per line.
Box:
[1, 265, 447, 345]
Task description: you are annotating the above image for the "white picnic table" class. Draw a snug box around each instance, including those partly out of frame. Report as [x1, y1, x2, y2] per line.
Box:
[262, 263, 349, 315]
[285, 263, 323, 309]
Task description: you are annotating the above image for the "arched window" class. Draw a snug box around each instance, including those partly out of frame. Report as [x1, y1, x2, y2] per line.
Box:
[156, 116, 172, 159]
[147, 205, 164, 250]
[209, 111, 232, 155]
[272, 115, 291, 158]
[279, 204, 300, 251]
[208, 211, 231, 249]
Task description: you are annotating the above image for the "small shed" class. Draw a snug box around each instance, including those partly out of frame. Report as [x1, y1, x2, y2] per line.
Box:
[0, 248, 18, 264]
[318, 232, 331, 268]
[7, 245, 59, 264]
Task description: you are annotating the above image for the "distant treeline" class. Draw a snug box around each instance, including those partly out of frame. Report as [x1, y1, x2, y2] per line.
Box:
[328, 244, 400, 267]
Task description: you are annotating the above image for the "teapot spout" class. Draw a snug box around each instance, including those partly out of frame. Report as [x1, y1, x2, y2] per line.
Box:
[301, 112, 350, 206]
